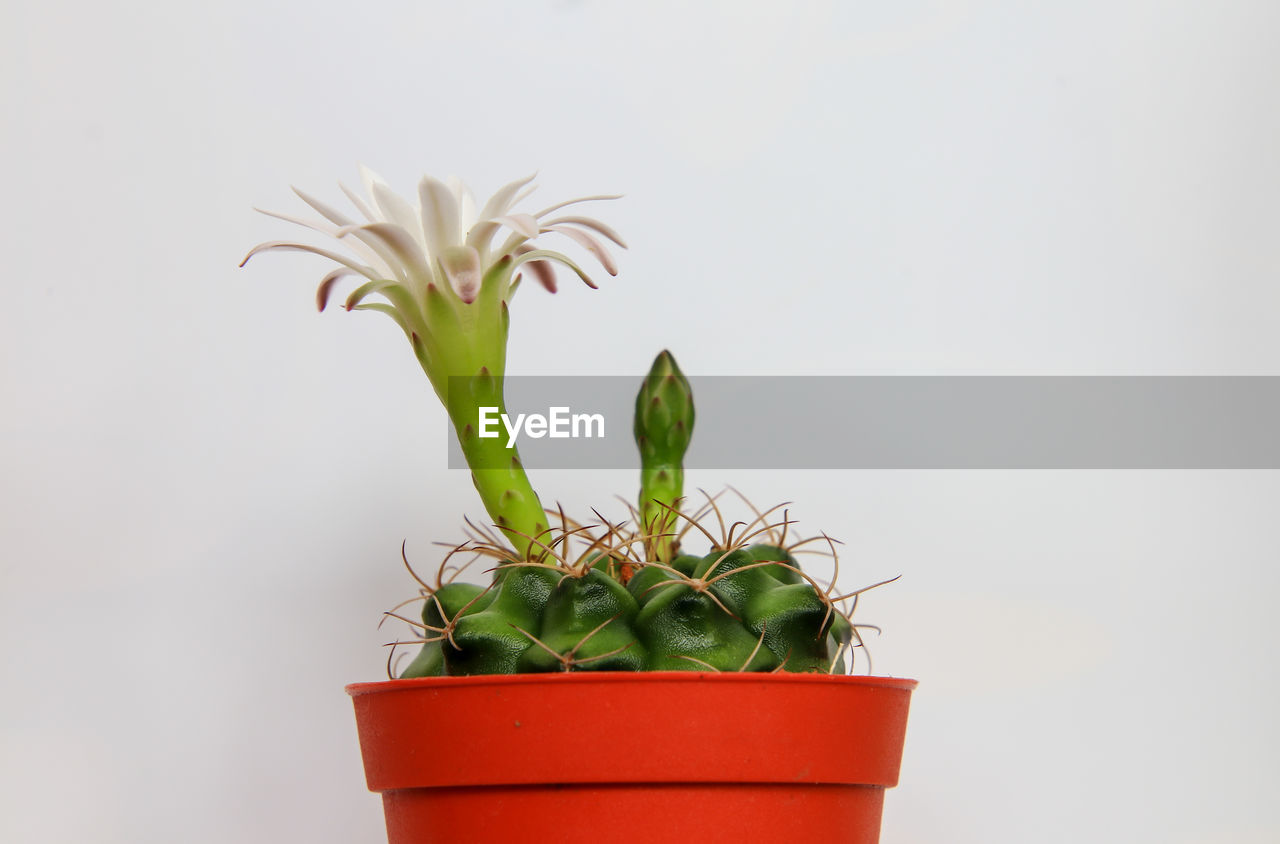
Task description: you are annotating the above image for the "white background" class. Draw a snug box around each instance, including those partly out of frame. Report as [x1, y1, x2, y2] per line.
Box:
[3, 1, 1278, 841]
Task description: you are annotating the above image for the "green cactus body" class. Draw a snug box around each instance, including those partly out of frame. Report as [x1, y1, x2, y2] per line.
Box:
[625, 563, 681, 603]
[743, 583, 841, 673]
[692, 548, 782, 617]
[443, 565, 561, 675]
[743, 543, 806, 585]
[517, 569, 646, 672]
[399, 639, 445, 678]
[399, 581, 496, 679]
[399, 551, 853, 677]
[635, 584, 780, 672]
[669, 554, 703, 577]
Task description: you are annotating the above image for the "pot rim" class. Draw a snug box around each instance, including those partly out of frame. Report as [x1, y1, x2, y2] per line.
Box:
[348, 670, 917, 697]
[348, 670, 917, 791]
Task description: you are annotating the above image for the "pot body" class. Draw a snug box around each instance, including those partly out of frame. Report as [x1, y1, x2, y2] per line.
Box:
[348, 672, 916, 844]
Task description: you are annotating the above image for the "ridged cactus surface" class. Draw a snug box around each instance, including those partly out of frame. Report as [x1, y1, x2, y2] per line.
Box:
[394, 506, 874, 677]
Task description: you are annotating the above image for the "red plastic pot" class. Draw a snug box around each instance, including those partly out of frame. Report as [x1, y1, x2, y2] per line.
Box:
[348, 672, 915, 843]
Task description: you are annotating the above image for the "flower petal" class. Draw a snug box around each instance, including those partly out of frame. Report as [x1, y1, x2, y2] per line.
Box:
[359, 164, 386, 202]
[477, 172, 537, 223]
[343, 278, 404, 311]
[371, 181, 421, 237]
[350, 301, 410, 333]
[291, 187, 355, 227]
[339, 182, 378, 223]
[337, 222, 433, 285]
[494, 213, 539, 239]
[254, 206, 386, 272]
[532, 194, 622, 219]
[541, 215, 628, 248]
[316, 266, 357, 311]
[239, 241, 381, 281]
[465, 220, 503, 255]
[511, 183, 538, 209]
[448, 175, 477, 230]
[529, 262, 557, 293]
[322, 228, 400, 283]
[509, 248, 599, 290]
[253, 207, 339, 235]
[438, 245, 482, 303]
[515, 246, 558, 293]
[545, 224, 618, 276]
[418, 175, 461, 259]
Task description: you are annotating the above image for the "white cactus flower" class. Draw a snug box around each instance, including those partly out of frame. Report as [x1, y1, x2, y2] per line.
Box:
[241, 167, 625, 324]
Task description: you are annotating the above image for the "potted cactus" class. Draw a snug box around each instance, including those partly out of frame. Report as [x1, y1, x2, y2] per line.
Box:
[243, 168, 916, 844]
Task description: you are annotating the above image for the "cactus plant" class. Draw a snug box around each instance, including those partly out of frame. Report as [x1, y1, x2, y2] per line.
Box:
[243, 167, 888, 678]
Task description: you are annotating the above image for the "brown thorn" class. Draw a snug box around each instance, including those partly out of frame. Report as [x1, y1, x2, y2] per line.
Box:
[557, 502, 571, 544]
[385, 640, 400, 679]
[826, 575, 902, 604]
[696, 583, 738, 619]
[668, 654, 720, 673]
[381, 636, 442, 648]
[462, 515, 511, 554]
[739, 620, 768, 672]
[725, 494, 792, 550]
[441, 546, 489, 587]
[636, 558, 743, 621]
[566, 612, 626, 659]
[823, 533, 842, 601]
[696, 488, 730, 548]
[381, 611, 436, 632]
[509, 623, 560, 660]
[724, 520, 749, 549]
[734, 518, 799, 550]
[673, 494, 717, 543]
[612, 494, 642, 526]
[651, 498, 720, 549]
[638, 577, 694, 600]
[491, 559, 572, 577]
[786, 535, 841, 555]
[702, 558, 794, 590]
[429, 540, 482, 590]
[382, 593, 429, 619]
[569, 640, 635, 669]
[400, 540, 433, 592]
[827, 640, 848, 675]
[496, 524, 574, 569]
[549, 502, 587, 533]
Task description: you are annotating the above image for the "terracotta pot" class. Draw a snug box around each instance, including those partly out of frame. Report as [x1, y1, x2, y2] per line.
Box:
[348, 672, 916, 844]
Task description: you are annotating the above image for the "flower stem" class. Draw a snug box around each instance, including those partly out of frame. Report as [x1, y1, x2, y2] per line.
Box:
[410, 272, 547, 558]
[448, 379, 548, 558]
